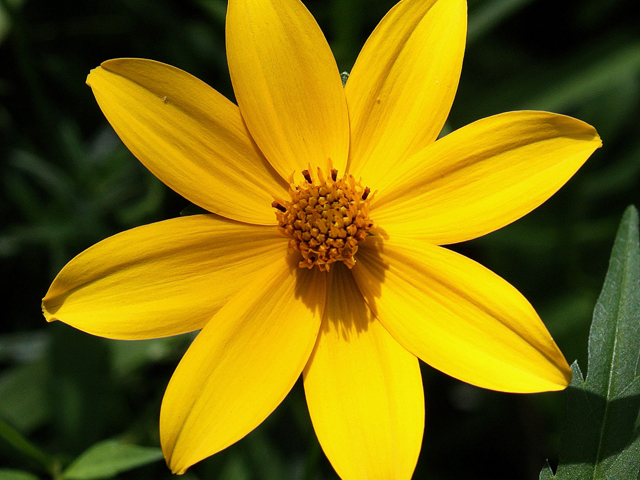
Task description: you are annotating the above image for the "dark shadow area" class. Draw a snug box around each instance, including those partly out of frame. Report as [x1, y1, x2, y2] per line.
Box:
[285, 210, 389, 336]
[555, 383, 640, 469]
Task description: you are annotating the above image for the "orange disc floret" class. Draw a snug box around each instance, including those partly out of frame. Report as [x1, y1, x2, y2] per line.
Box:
[272, 167, 374, 271]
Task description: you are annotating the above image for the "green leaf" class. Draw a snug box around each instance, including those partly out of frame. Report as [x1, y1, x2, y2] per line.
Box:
[108, 336, 186, 377]
[0, 360, 50, 433]
[525, 43, 640, 113]
[0, 470, 40, 480]
[542, 205, 640, 479]
[0, 418, 56, 472]
[219, 453, 250, 480]
[467, 0, 536, 43]
[539, 463, 554, 480]
[0, 0, 26, 44]
[62, 440, 163, 480]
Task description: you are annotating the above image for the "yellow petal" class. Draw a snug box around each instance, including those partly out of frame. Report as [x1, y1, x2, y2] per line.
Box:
[346, 0, 466, 189]
[352, 236, 572, 393]
[42, 215, 285, 339]
[226, 0, 349, 180]
[161, 256, 325, 474]
[373, 111, 602, 244]
[303, 264, 423, 480]
[87, 59, 287, 225]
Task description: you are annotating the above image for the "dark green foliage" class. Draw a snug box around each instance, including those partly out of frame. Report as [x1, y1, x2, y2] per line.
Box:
[541, 206, 640, 479]
[62, 441, 163, 479]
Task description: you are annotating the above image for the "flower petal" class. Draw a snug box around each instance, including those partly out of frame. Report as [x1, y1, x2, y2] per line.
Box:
[373, 111, 602, 244]
[226, 0, 349, 179]
[87, 59, 287, 225]
[161, 256, 325, 474]
[303, 264, 424, 480]
[42, 215, 285, 339]
[352, 236, 572, 393]
[346, 0, 466, 188]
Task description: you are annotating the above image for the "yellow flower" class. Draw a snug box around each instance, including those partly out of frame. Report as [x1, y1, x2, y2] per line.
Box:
[42, 0, 601, 477]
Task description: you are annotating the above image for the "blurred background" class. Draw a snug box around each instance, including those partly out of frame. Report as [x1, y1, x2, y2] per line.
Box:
[1, 0, 639, 478]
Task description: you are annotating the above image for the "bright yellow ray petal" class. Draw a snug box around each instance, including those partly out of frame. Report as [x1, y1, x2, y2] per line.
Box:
[42, 215, 285, 340]
[161, 256, 326, 474]
[346, 0, 466, 188]
[87, 59, 287, 225]
[226, 0, 349, 180]
[352, 236, 572, 393]
[372, 111, 601, 244]
[303, 264, 424, 480]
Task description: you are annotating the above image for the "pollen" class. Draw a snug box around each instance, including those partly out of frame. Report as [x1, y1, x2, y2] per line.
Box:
[272, 167, 374, 271]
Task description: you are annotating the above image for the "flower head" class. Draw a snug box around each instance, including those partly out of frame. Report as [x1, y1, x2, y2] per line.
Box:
[42, 0, 601, 477]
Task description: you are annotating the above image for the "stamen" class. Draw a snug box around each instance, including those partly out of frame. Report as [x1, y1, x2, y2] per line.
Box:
[272, 169, 374, 271]
[271, 201, 287, 212]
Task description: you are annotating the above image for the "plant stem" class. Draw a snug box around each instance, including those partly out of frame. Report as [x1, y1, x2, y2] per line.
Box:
[0, 417, 58, 475]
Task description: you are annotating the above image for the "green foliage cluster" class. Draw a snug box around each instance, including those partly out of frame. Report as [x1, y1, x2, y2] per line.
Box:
[1, 0, 639, 478]
[541, 206, 640, 479]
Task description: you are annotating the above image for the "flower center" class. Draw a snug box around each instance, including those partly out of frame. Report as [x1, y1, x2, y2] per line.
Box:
[272, 167, 374, 271]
